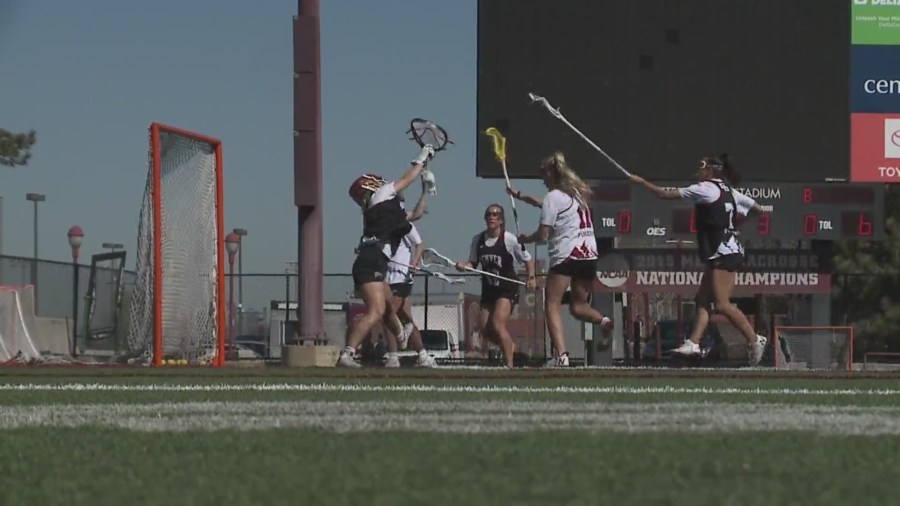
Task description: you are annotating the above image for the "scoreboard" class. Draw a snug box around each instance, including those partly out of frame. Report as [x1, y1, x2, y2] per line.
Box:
[591, 182, 885, 241]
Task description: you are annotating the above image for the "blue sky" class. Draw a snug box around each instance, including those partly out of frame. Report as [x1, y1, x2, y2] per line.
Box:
[0, 0, 550, 274]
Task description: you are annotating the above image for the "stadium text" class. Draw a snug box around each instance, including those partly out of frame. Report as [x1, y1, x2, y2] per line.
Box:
[635, 271, 820, 287]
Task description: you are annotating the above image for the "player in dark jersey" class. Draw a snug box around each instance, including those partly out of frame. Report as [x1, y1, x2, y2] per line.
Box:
[454, 204, 535, 368]
[629, 153, 769, 365]
[339, 144, 435, 368]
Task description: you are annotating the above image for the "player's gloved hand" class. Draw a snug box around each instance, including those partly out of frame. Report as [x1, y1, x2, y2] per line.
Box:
[421, 168, 437, 195]
[412, 144, 435, 166]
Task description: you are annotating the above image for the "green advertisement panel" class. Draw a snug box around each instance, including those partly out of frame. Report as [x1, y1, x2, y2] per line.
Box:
[852, 0, 900, 45]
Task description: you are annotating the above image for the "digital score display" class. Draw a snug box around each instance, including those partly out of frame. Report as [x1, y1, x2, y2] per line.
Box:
[591, 182, 885, 241]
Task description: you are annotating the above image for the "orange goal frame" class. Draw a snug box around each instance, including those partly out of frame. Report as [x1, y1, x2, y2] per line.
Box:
[772, 326, 854, 371]
[149, 122, 226, 367]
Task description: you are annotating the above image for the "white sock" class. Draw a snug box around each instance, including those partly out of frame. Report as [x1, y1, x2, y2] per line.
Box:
[417, 349, 428, 359]
[343, 346, 355, 356]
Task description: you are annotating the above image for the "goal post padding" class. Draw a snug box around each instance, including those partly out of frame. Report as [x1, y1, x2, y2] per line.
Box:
[126, 123, 226, 366]
[0, 285, 46, 363]
[773, 326, 854, 371]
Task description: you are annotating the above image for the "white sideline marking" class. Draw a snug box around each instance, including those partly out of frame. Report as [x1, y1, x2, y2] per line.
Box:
[1, 400, 898, 435]
[1, 382, 898, 396]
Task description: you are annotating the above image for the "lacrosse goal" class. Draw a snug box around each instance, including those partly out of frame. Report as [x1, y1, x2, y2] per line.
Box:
[772, 326, 854, 371]
[0, 285, 44, 364]
[126, 123, 226, 366]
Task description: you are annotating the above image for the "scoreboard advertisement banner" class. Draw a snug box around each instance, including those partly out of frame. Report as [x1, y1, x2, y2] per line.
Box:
[851, 0, 900, 182]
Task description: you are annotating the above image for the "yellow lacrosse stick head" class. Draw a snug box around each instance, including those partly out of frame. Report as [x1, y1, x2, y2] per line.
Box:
[483, 127, 506, 163]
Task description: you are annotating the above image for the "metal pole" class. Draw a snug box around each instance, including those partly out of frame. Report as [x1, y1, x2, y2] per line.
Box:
[72, 259, 79, 356]
[285, 268, 291, 343]
[32, 201, 38, 313]
[237, 238, 243, 336]
[423, 275, 429, 330]
[238, 238, 244, 310]
[228, 261, 235, 348]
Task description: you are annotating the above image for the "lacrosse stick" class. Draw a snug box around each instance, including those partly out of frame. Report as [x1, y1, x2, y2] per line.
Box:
[527, 93, 633, 178]
[421, 248, 526, 286]
[408, 118, 451, 195]
[483, 127, 523, 240]
[389, 259, 465, 285]
[407, 118, 453, 152]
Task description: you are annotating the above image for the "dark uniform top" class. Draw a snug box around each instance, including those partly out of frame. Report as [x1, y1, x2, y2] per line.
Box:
[694, 179, 743, 261]
[470, 231, 531, 305]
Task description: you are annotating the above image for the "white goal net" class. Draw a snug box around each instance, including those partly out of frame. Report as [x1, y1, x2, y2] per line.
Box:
[0, 285, 45, 363]
[126, 123, 225, 366]
[773, 326, 853, 371]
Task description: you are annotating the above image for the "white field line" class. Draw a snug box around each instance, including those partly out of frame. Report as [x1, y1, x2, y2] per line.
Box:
[0, 382, 898, 396]
[1, 400, 899, 435]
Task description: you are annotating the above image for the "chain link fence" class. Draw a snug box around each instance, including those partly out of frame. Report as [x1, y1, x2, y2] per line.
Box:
[7, 252, 897, 365]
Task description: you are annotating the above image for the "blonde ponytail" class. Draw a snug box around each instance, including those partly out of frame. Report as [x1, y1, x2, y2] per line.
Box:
[540, 151, 592, 205]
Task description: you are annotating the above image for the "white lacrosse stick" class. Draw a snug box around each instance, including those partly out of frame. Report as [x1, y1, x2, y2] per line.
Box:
[421, 248, 526, 286]
[527, 92, 633, 178]
[389, 259, 465, 285]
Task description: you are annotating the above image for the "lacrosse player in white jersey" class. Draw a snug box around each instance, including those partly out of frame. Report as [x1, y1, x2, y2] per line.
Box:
[509, 152, 613, 368]
[629, 153, 769, 366]
[383, 190, 436, 368]
[339, 144, 434, 368]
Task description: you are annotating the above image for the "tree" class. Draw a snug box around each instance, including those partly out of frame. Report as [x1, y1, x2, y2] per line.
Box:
[832, 184, 900, 354]
[0, 128, 37, 167]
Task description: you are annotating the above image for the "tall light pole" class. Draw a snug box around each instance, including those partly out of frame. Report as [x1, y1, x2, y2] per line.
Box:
[67, 226, 84, 356]
[232, 228, 247, 333]
[26, 193, 45, 313]
[224, 232, 240, 350]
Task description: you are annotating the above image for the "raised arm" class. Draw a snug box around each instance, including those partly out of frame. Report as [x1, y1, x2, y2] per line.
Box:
[406, 181, 428, 222]
[394, 145, 435, 194]
[629, 175, 681, 199]
[507, 186, 543, 208]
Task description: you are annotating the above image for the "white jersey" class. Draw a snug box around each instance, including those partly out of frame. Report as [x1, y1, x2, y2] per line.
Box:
[387, 224, 422, 285]
[679, 181, 756, 217]
[540, 189, 598, 267]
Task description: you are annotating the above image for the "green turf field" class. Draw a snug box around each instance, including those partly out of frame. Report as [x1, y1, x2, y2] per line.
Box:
[1, 367, 898, 506]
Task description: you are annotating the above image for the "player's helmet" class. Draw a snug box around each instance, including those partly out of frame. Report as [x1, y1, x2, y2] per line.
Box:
[349, 174, 386, 204]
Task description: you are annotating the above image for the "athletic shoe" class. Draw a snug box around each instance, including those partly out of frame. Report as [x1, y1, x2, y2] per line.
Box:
[600, 316, 614, 338]
[398, 323, 414, 350]
[545, 354, 569, 368]
[384, 354, 401, 368]
[416, 353, 436, 368]
[749, 334, 768, 366]
[670, 340, 702, 356]
[337, 349, 361, 368]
